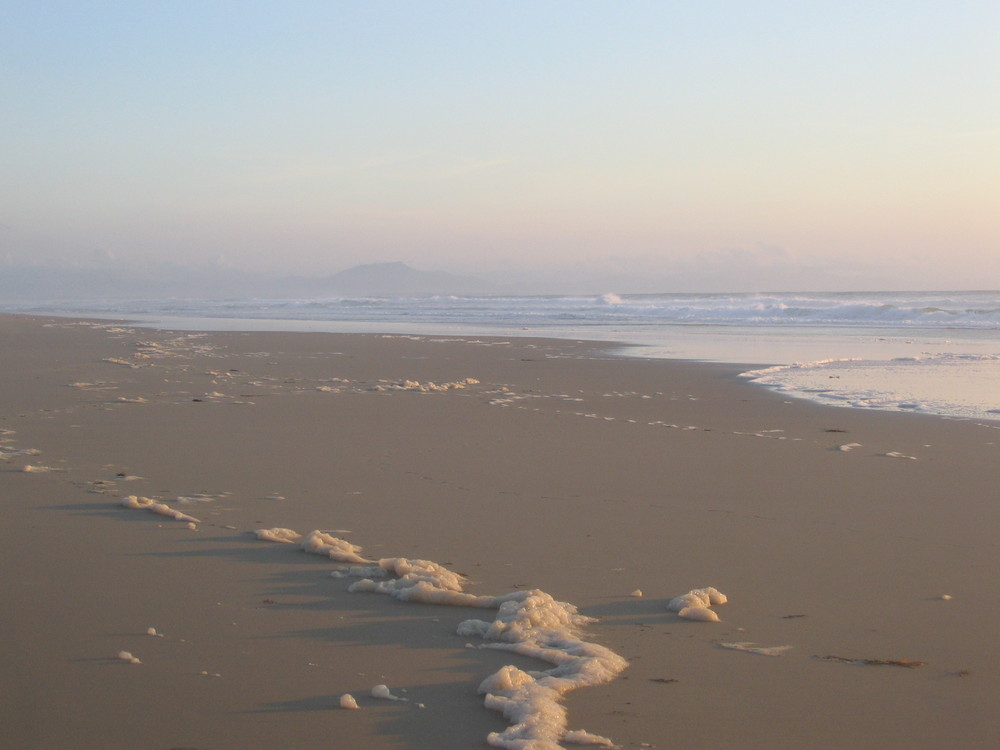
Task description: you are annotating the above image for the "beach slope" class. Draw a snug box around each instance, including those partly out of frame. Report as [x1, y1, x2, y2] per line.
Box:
[2, 314, 998, 749]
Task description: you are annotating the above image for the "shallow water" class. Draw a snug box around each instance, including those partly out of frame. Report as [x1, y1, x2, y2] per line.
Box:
[4, 290, 998, 421]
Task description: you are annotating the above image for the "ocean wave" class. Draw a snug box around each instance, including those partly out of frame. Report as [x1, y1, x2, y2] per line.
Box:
[5, 290, 999, 330]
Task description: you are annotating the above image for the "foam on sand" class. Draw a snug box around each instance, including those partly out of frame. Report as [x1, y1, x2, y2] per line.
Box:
[120, 495, 201, 524]
[257, 528, 628, 749]
[667, 587, 728, 622]
[117, 650, 141, 664]
[369, 377, 481, 392]
[461, 590, 627, 748]
[348, 557, 496, 607]
[339, 693, 359, 709]
[67, 381, 119, 390]
[300, 530, 369, 563]
[253, 527, 303, 544]
[0, 447, 41, 461]
[371, 684, 407, 701]
[837, 442, 863, 452]
[103, 357, 138, 368]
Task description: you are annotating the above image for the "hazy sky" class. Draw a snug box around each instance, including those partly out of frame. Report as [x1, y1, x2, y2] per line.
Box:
[3, 1, 998, 290]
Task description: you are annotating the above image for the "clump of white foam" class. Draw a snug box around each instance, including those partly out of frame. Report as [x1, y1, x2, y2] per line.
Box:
[837, 443, 863, 452]
[117, 651, 141, 664]
[357, 564, 623, 746]
[254, 527, 302, 544]
[471, 613, 627, 750]
[676, 606, 720, 623]
[339, 693, 359, 709]
[146, 627, 164, 638]
[301, 530, 369, 563]
[668, 587, 727, 622]
[370, 377, 481, 392]
[349, 557, 496, 607]
[371, 684, 407, 701]
[256, 528, 628, 748]
[458, 589, 593, 643]
[120, 495, 200, 524]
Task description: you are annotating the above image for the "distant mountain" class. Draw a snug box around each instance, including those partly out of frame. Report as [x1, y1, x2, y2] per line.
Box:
[300, 261, 492, 297]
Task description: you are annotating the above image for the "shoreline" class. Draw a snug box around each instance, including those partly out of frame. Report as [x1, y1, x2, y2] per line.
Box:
[2, 313, 998, 749]
[13, 306, 1000, 424]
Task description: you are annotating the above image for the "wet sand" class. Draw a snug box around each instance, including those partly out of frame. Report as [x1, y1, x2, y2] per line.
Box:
[2, 313, 998, 749]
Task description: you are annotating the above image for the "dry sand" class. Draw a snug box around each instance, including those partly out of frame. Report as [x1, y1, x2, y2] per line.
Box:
[1, 313, 998, 749]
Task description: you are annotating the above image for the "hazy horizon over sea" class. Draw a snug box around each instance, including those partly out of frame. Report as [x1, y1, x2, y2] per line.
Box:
[3, 289, 998, 422]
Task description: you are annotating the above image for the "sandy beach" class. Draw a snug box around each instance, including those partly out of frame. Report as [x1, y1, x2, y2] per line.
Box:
[2, 313, 998, 750]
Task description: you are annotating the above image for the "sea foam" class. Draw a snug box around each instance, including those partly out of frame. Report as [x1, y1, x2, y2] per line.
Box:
[254, 527, 302, 544]
[117, 650, 141, 664]
[742, 352, 1000, 421]
[120, 495, 200, 524]
[257, 529, 627, 749]
[667, 587, 728, 622]
[339, 693, 359, 709]
[300, 530, 368, 563]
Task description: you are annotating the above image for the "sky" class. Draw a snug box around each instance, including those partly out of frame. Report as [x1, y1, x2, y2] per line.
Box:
[2, 1, 998, 292]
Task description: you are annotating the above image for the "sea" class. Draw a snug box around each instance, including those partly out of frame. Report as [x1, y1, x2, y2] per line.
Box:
[4, 289, 998, 422]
